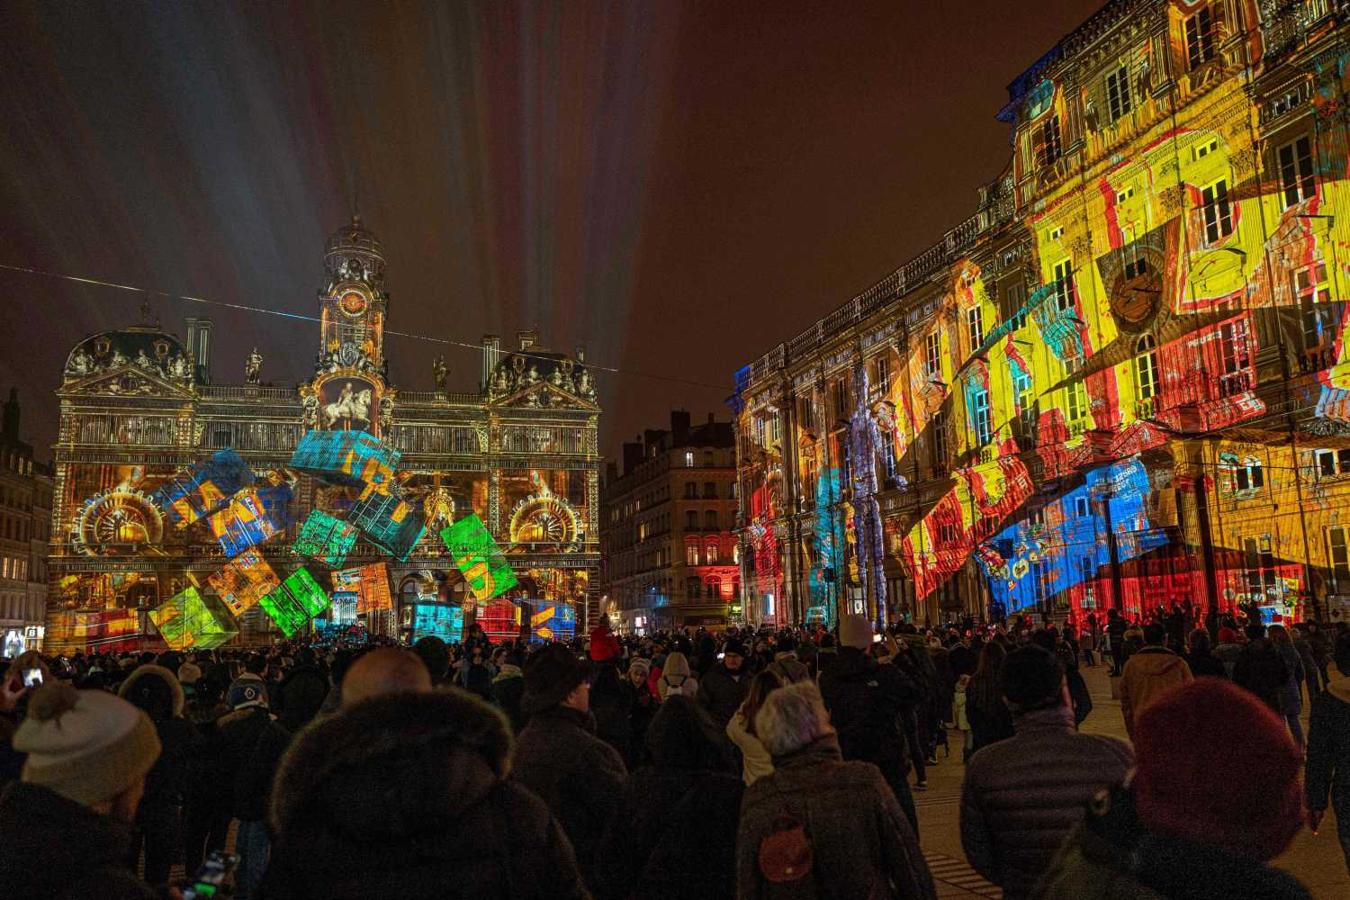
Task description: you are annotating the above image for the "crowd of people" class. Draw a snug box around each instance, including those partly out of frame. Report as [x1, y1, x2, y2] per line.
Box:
[0, 604, 1345, 899]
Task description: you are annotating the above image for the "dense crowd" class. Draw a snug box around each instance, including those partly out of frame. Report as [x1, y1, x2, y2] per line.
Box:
[0, 604, 1346, 899]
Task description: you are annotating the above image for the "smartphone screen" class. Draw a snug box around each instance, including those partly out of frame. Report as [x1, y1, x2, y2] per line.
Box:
[22, 668, 42, 688]
[182, 850, 239, 900]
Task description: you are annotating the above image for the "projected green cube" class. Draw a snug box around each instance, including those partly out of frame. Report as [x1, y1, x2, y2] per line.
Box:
[440, 514, 518, 603]
[293, 509, 358, 567]
[150, 586, 238, 650]
[260, 567, 330, 637]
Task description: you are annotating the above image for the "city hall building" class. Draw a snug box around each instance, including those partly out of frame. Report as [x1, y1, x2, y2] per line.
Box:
[46, 217, 601, 651]
[734, 0, 1350, 629]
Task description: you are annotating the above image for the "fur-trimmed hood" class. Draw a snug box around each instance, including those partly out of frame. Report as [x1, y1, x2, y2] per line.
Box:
[269, 687, 512, 837]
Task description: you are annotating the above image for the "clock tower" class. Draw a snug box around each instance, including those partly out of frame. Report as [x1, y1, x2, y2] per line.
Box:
[319, 214, 387, 369]
[302, 215, 394, 435]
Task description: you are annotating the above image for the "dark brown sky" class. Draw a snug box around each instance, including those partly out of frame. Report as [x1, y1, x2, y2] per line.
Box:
[0, 0, 1104, 461]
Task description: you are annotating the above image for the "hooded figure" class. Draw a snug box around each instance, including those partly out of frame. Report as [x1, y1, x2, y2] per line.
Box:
[261, 690, 588, 899]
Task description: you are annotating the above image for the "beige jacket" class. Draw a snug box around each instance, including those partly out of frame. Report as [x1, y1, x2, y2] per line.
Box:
[1119, 647, 1193, 737]
[726, 704, 774, 785]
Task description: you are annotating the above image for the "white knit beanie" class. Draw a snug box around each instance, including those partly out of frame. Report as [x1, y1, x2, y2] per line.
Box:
[16, 682, 161, 806]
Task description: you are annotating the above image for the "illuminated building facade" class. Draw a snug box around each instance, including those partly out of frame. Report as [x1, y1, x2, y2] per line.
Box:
[735, 0, 1350, 629]
[46, 217, 600, 651]
[0, 389, 53, 654]
[600, 411, 739, 632]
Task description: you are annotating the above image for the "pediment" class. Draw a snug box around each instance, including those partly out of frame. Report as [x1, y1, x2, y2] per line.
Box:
[61, 365, 195, 400]
[491, 380, 597, 411]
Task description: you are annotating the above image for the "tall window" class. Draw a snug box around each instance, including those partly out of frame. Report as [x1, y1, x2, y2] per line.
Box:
[1013, 370, 1033, 411]
[1330, 527, 1350, 592]
[966, 307, 985, 350]
[1217, 320, 1252, 395]
[870, 354, 890, 390]
[1242, 536, 1276, 603]
[1052, 259, 1074, 311]
[706, 540, 720, 562]
[1278, 136, 1316, 208]
[1067, 381, 1088, 426]
[686, 544, 699, 565]
[1035, 115, 1062, 168]
[833, 379, 850, 418]
[1106, 65, 1132, 121]
[685, 511, 698, 530]
[683, 450, 694, 467]
[931, 408, 949, 469]
[1201, 179, 1233, 244]
[1184, 5, 1215, 70]
[924, 332, 942, 379]
[704, 510, 718, 530]
[797, 396, 815, 432]
[1005, 281, 1028, 331]
[684, 482, 697, 499]
[1295, 261, 1333, 353]
[687, 577, 701, 599]
[971, 389, 992, 446]
[1134, 334, 1159, 400]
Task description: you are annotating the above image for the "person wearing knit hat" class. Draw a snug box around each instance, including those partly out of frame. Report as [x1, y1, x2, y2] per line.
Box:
[511, 645, 626, 891]
[0, 682, 161, 899]
[1037, 678, 1310, 899]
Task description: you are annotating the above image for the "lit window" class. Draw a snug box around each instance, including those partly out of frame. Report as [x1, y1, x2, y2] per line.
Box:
[1201, 179, 1233, 244]
[924, 333, 942, 379]
[1035, 115, 1062, 168]
[706, 541, 719, 562]
[1330, 527, 1350, 591]
[1184, 5, 1215, 70]
[1052, 259, 1074, 312]
[686, 544, 699, 565]
[684, 451, 694, 467]
[967, 307, 985, 350]
[971, 389, 992, 446]
[1278, 136, 1316, 208]
[1106, 65, 1132, 121]
[1134, 335, 1159, 401]
[1316, 448, 1350, 478]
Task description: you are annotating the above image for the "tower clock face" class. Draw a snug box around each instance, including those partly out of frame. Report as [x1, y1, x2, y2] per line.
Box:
[339, 291, 368, 317]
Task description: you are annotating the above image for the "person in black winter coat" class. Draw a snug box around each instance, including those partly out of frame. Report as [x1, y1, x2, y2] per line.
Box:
[219, 691, 289, 900]
[512, 645, 627, 892]
[181, 678, 231, 876]
[595, 696, 742, 900]
[818, 615, 919, 832]
[261, 689, 588, 899]
[590, 661, 635, 761]
[118, 665, 197, 886]
[1307, 632, 1350, 873]
[697, 639, 751, 729]
[1186, 629, 1229, 679]
[1234, 623, 1291, 714]
[489, 649, 526, 734]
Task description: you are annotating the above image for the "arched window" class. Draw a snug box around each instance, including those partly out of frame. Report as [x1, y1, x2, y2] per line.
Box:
[707, 575, 723, 598]
[1134, 334, 1158, 401]
[706, 540, 720, 562]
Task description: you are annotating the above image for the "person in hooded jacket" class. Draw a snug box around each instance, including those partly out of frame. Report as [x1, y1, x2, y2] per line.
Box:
[1034, 679, 1310, 900]
[512, 644, 627, 892]
[657, 651, 698, 700]
[595, 696, 742, 900]
[260, 689, 587, 899]
[818, 615, 920, 831]
[1306, 631, 1350, 873]
[1119, 624, 1193, 739]
[117, 664, 197, 886]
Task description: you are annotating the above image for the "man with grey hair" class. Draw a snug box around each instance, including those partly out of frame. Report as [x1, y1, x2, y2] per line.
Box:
[736, 681, 936, 899]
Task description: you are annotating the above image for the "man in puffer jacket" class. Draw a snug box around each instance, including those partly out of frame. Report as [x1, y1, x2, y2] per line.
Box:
[1119, 623, 1192, 739]
[960, 646, 1132, 899]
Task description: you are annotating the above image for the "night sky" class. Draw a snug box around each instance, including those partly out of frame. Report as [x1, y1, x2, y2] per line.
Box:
[0, 0, 1104, 461]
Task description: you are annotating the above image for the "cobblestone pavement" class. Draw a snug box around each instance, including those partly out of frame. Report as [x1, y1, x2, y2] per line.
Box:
[912, 661, 1349, 899]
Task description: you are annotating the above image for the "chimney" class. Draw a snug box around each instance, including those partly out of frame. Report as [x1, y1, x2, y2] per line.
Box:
[2, 388, 18, 441]
[481, 334, 501, 390]
[517, 330, 538, 351]
[671, 409, 691, 443]
[186, 317, 212, 383]
[622, 439, 644, 476]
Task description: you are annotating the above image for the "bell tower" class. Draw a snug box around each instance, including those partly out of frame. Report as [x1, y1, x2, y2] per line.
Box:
[319, 214, 388, 370]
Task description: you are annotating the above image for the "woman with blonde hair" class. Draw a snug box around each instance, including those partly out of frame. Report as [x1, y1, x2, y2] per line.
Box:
[657, 651, 699, 700]
[726, 669, 782, 785]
